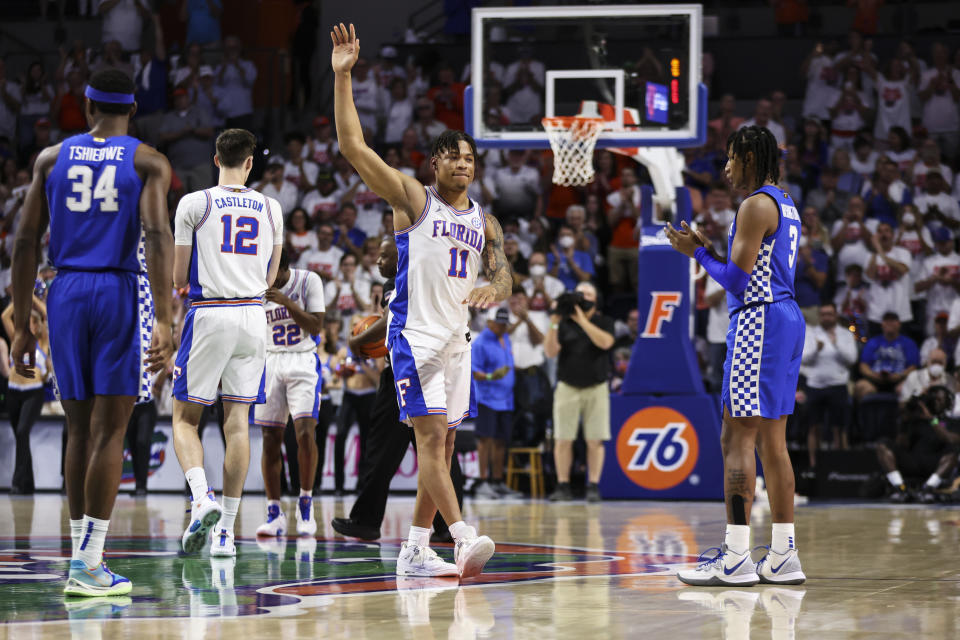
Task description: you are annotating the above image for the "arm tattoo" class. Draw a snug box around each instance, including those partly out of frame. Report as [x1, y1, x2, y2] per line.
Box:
[482, 214, 513, 301]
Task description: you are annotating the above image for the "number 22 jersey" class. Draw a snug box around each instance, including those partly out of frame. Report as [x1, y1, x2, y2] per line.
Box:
[264, 268, 326, 353]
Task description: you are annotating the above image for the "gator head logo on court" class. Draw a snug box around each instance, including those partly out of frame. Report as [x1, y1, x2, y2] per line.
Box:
[616, 406, 699, 490]
[0, 537, 698, 623]
[641, 292, 682, 338]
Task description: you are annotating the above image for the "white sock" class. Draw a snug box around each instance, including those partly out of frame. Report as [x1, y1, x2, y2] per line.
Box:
[407, 525, 431, 548]
[220, 496, 241, 533]
[69, 519, 83, 561]
[448, 521, 474, 541]
[299, 489, 312, 498]
[925, 473, 942, 489]
[185, 467, 209, 503]
[724, 524, 750, 555]
[886, 471, 905, 488]
[771, 522, 795, 554]
[77, 516, 110, 569]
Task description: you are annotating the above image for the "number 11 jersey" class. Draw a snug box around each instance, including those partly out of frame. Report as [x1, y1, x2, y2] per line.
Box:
[174, 185, 284, 300]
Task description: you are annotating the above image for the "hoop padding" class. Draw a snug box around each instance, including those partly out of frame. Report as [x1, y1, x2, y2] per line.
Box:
[542, 117, 605, 187]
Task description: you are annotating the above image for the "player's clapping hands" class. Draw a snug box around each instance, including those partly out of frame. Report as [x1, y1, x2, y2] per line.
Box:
[665, 220, 710, 259]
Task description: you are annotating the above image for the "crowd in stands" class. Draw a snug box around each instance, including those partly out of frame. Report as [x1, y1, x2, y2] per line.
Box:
[1, 2, 959, 500]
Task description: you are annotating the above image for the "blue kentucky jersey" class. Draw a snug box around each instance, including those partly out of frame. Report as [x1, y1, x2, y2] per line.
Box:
[726, 184, 801, 315]
[46, 134, 144, 272]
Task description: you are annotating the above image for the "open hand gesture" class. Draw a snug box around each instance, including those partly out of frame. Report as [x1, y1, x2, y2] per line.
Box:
[330, 23, 360, 74]
[665, 221, 707, 258]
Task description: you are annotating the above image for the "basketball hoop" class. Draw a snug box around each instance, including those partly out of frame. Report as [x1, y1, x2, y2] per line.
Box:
[542, 116, 605, 187]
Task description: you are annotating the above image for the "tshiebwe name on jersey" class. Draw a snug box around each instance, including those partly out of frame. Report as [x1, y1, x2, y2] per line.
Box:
[431, 219, 483, 253]
[68, 145, 125, 162]
[214, 195, 265, 212]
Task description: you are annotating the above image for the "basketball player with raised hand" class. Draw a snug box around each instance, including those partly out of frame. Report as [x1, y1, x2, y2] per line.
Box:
[11, 69, 174, 596]
[172, 128, 284, 557]
[331, 23, 513, 578]
[253, 248, 325, 538]
[666, 126, 806, 586]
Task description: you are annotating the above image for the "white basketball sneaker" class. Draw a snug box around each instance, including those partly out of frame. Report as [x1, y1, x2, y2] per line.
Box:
[756, 547, 806, 585]
[182, 489, 222, 554]
[256, 503, 287, 537]
[453, 527, 495, 579]
[677, 545, 759, 587]
[295, 496, 317, 536]
[396, 542, 459, 577]
[209, 528, 236, 557]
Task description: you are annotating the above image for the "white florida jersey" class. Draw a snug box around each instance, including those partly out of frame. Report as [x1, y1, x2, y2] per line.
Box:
[174, 184, 284, 300]
[388, 185, 485, 351]
[265, 268, 326, 352]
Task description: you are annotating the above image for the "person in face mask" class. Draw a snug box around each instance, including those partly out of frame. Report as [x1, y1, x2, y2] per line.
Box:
[830, 197, 873, 284]
[915, 226, 960, 335]
[521, 251, 565, 312]
[547, 226, 595, 291]
[899, 348, 956, 404]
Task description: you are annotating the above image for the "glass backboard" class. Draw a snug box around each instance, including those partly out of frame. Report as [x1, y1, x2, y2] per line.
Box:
[466, 4, 706, 149]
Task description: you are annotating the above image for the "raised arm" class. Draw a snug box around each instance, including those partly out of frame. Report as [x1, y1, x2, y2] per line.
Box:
[137, 145, 175, 373]
[331, 23, 425, 229]
[10, 145, 56, 377]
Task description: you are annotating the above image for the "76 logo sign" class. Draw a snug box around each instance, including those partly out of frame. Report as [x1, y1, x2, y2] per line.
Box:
[626, 422, 691, 473]
[616, 407, 700, 491]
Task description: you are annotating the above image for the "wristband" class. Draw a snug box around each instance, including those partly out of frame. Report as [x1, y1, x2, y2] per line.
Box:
[486, 373, 493, 381]
[694, 246, 750, 296]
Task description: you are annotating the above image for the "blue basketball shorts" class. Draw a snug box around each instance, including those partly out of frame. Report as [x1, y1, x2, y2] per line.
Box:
[47, 270, 143, 401]
[389, 333, 477, 429]
[722, 299, 805, 419]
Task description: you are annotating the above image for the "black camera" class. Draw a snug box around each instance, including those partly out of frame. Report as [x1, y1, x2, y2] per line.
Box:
[554, 291, 592, 317]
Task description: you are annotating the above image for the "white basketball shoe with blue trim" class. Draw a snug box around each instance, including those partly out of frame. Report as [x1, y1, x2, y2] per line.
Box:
[756, 546, 806, 585]
[295, 496, 317, 536]
[210, 528, 236, 557]
[677, 545, 760, 587]
[396, 542, 459, 577]
[256, 504, 287, 537]
[182, 489, 222, 554]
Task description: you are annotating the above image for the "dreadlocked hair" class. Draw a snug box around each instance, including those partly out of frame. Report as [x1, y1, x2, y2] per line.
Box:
[430, 129, 478, 160]
[726, 125, 780, 190]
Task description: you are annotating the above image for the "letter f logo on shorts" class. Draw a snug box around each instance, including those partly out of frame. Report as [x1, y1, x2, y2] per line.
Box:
[641, 292, 682, 338]
[396, 378, 411, 407]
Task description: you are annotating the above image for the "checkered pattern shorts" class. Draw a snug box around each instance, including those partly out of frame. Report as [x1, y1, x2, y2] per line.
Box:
[722, 300, 805, 420]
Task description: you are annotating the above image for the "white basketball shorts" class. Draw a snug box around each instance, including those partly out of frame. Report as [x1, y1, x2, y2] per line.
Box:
[253, 351, 323, 427]
[389, 333, 477, 429]
[173, 302, 267, 405]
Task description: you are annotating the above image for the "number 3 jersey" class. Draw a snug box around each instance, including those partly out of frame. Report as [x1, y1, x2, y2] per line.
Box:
[265, 268, 326, 353]
[174, 185, 284, 300]
[388, 186, 486, 352]
[726, 185, 801, 315]
[46, 134, 144, 272]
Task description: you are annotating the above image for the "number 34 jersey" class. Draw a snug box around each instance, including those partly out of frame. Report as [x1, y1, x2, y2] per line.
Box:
[174, 185, 284, 300]
[726, 184, 801, 315]
[265, 268, 326, 353]
[46, 134, 144, 272]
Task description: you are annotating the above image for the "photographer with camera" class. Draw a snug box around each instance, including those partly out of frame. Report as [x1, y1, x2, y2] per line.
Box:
[877, 381, 960, 503]
[544, 282, 615, 502]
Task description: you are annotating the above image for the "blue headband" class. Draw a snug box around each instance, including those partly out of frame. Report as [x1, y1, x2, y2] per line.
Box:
[84, 86, 135, 104]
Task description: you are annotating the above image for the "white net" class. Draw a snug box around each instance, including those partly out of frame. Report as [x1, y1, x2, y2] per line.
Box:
[542, 117, 605, 187]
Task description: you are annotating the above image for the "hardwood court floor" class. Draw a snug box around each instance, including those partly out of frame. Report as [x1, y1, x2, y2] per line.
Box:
[0, 493, 958, 639]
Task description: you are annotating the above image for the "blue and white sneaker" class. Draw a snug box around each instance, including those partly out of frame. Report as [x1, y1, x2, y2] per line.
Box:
[256, 504, 287, 537]
[677, 545, 759, 587]
[756, 546, 806, 585]
[63, 559, 133, 597]
[295, 496, 317, 536]
[182, 488, 222, 554]
[210, 528, 236, 557]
